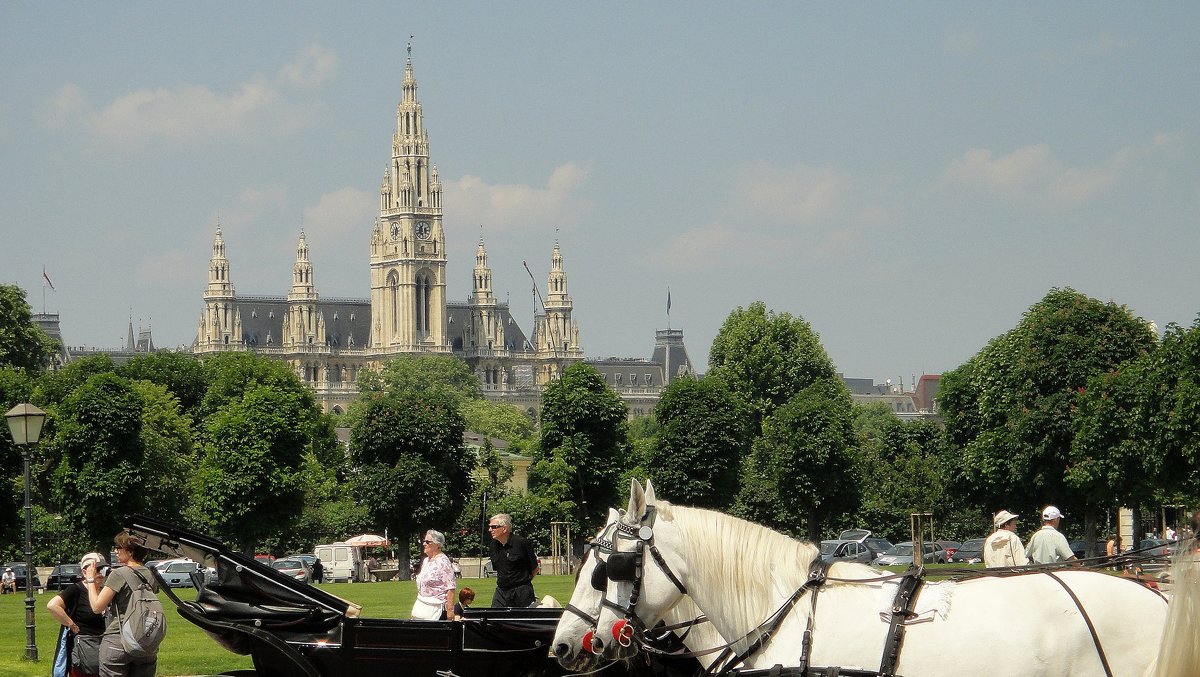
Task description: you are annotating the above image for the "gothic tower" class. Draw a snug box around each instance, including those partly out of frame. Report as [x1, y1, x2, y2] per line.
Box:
[197, 225, 242, 348]
[284, 231, 325, 346]
[370, 44, 449, 353]
[534, 241, 582, 383]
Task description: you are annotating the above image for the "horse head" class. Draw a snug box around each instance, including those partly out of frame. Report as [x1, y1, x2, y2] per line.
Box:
[593, 479, 690, 659]
[552, 507, 622, 669]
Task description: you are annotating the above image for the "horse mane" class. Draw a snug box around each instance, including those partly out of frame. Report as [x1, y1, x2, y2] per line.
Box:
[655, 501, 822, 636]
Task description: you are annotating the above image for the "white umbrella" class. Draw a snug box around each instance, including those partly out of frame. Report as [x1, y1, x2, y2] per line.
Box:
[345, 534, 390, 548]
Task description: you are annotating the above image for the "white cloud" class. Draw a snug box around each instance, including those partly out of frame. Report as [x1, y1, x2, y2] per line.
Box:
[277, 43, 340, 88]
[136, 249, 193, 285]
[443, 162, 590, 232]
[42, 43, 336, 143]
[303, 187, 376, 247]
[945, 135, 1181, 206]
[736, 163, 849, 224]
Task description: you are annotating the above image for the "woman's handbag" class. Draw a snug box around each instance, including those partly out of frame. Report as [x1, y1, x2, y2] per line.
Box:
[71, 633, 102, 675]
[410, 595, 444, 620]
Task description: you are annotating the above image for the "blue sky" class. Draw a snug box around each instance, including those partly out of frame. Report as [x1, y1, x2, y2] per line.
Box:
[2, 3, 1198, 385]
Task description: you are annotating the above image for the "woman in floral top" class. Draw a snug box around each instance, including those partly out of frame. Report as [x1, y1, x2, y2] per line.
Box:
[414, 530, 457, 619]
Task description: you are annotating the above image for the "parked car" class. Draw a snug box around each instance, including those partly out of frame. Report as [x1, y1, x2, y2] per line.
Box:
[1138, 538, 1172, 558]
[2, 562, 41, 591]
[832, 529, 893, 560]
[45, 563, 82, 590]
[950, 538, 986, 564]
[155, 558, 208, 588]
[871, 541, 946, 566]
[1069, 539, 1110, 559]
[862, 537, 894, 558]
[254, 554, 276, 566]
[273, 557, 313, 584]
[287, 553, 318, 567]
[482, 560, 495, 577]
[935, 541, 961, 560]
[819, 539, 874, 564]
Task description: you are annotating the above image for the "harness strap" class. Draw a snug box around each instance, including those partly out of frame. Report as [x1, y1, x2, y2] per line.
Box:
[709, 558, 829, 677]
[648, 544, 688, 595]
[877, 566, 924, 677]
[564, 602, 599, 626]
[1042, 571, 1113, 677]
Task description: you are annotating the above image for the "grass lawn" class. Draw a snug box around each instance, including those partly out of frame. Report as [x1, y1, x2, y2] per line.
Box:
[0, 575, 580, 677]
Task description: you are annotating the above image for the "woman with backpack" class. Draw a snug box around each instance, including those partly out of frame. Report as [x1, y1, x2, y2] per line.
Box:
[83, 533, 163, 677]
[47, 552, 108, 677]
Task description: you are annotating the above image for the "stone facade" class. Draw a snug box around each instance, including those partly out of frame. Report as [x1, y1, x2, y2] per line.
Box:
[190, 49, 663, 414]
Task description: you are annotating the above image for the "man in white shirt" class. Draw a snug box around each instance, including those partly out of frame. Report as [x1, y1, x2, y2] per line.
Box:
[1025, 506, 1077, 564]
[984, 509, 1028, 568]
[0, 568, 15, 594]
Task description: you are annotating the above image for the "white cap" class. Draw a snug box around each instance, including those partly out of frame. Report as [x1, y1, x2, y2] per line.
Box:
[1042, 506, 1064, 521]
[993, 510, 1019, 530]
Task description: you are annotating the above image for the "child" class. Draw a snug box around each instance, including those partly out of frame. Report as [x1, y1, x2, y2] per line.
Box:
[454, 586, 475, 619]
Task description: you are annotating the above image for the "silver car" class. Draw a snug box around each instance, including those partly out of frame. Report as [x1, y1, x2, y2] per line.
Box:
[872, 541, 946, 566]
[819, 539, 874, 564]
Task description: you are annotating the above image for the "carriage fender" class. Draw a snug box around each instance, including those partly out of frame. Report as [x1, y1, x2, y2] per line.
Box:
[175, 605, 323, 677]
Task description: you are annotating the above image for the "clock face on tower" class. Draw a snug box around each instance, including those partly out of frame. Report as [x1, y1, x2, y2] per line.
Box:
[415, 221, 431, 240]
[390, 222, 400, 240]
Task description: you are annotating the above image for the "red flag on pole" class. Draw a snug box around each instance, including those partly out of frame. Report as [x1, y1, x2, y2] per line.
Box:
[42, 267, 55, 291]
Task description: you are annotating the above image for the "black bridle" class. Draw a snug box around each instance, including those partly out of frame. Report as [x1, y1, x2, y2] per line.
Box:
[598, 505, 690, 646]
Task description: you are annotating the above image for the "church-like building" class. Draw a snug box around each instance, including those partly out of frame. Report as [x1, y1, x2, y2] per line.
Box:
[193, 49, 692, 414]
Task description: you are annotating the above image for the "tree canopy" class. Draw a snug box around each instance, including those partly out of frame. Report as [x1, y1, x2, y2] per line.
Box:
[940, 288, 1156, 541]
[0, 284, 57, 373]
[708, 301, 838, 430]
[649, 375, 748, 509]
[533, 363, 631, 526]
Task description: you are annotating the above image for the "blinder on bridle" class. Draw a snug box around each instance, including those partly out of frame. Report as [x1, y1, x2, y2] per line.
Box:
[605, 552, 637, 583]
[590, 559, 609, 591]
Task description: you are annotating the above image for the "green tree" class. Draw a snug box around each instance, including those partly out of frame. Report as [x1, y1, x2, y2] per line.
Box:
[709, 301, 837, 432]
[650, 375, 749, 509]
[194, 387, 312, 552]
[198, 351, 317, 422]
[736, 377, 858, 541]
[852, 405, 976, 540]
[0, 367, 36, 547]
[130, 380, 197, 522]
[460, 398, 535, 442]
[533, 363, 631, 526]
[118, 352, 207, 417]
[357, 354, 482, 404]
[348, 391, 473, 550]
[939, 288, 1156, 546]
[49, 373, 148, 548]
[0, 284, 57, 373]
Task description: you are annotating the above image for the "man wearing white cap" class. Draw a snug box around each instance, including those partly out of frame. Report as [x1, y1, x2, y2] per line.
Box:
[984, 509, 1028, 568]
[1025, 505, 1076, 564]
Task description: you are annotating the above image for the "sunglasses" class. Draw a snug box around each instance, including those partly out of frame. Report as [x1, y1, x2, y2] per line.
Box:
[423, 540, 435, 544]
[487, 524, 502, 529]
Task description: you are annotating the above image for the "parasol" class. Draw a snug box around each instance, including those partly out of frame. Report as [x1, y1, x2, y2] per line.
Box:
[345, 533, 390, 547]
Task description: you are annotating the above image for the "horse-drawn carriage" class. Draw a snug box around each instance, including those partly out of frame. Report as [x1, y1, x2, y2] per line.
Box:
[125, 516, 576, 677]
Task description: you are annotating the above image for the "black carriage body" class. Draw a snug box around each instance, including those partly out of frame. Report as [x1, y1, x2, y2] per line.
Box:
[125, 515, 567, 677]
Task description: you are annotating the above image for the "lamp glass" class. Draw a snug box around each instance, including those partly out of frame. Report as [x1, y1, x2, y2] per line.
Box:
[5, 403, 47, 446]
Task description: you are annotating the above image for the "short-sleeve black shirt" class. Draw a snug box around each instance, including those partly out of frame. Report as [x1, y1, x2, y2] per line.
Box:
[59, 582, 106, 635]
[489, 532, 537, 590]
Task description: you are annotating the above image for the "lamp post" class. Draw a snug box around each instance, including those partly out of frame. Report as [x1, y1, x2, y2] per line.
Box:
[6, 403, 46, 662]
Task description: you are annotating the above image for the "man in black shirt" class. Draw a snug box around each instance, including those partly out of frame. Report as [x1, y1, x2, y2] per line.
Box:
[487, 513, 537, 607]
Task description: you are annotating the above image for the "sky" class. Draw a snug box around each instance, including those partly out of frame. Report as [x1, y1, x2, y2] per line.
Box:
[2, 3, 1198, 386]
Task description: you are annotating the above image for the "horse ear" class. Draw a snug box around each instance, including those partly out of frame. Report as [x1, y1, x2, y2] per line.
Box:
[626, 480, 645, 522]
[644, 480, 656, 504]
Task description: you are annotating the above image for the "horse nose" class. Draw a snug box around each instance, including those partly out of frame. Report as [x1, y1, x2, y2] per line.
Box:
[590, 633, 606, 654]
[553, 642, 571, 659]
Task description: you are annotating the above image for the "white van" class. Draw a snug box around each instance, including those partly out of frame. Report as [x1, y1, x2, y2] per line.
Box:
[313, 542, 362, 583]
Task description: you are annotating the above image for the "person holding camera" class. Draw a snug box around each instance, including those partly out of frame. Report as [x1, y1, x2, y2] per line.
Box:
[48, 552, 108, 677]
[84, 533, 160, 677]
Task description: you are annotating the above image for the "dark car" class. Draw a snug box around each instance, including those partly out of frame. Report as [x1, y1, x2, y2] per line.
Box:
[123, 515, 651, 677]
[1069, 539, 1111, 559]
[45, 563, 82, 590]
[935, 541, 961, 560]
[951, 538, 986, 564]
[2, 562, 41, 591]
[863, 537, 894, 558]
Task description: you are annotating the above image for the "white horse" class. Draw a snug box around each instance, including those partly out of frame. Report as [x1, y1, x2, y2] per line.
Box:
[592, 480, 1191, 677]
[553, 505, 729, 672]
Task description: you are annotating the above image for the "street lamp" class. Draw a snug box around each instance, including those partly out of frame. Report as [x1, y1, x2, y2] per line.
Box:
[6, 403, 46, 662]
